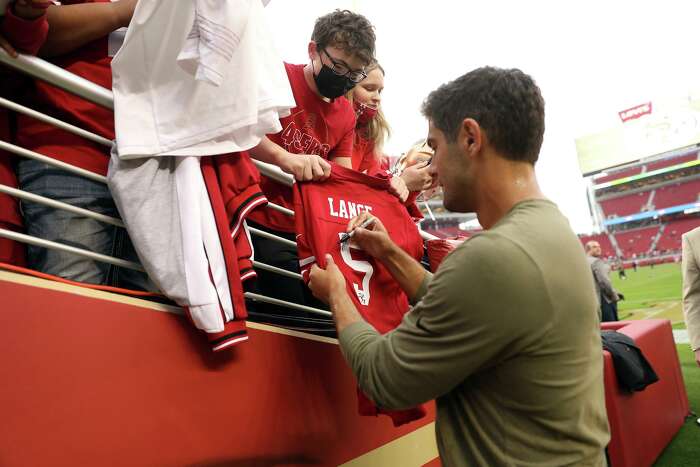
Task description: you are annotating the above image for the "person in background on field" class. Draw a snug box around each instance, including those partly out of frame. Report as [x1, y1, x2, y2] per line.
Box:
[586, 240, 624, 321]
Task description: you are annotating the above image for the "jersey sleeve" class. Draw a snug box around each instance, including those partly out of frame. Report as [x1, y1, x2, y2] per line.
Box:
[329, 107, 355, 159]
[292, 182, 316, 282]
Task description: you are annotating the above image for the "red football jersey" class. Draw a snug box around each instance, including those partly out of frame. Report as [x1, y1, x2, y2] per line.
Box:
[294, 163, 423, 333]
[209, 151, 268, 282]
[248, 62, 355, 233]
[294, 163, 427, 425]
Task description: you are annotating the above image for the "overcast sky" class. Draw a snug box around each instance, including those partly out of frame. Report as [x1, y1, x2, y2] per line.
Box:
[265, 0, 700, 233]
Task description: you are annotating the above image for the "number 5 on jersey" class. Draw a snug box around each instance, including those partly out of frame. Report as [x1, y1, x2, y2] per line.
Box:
[338, 233, 374, 306]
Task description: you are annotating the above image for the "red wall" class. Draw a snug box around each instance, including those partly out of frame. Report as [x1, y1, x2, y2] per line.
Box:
[0, 275, 437, 466]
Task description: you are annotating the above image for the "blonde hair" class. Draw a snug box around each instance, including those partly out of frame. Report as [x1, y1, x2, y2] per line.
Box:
[347, 62, 391, 154]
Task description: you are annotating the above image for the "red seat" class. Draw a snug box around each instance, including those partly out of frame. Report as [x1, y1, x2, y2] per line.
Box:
[601, 320, 689, 467]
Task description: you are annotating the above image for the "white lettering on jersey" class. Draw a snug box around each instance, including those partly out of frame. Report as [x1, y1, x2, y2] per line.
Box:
[327, 197, 374, 219]
[338, 233, 373, 305]
[328, 197, 338, 217]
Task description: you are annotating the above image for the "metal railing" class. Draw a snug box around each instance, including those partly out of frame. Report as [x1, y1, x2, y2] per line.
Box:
[0, 48, 435, 322]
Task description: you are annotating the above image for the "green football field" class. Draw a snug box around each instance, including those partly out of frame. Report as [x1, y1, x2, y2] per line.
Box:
[611, 262, 685, 328]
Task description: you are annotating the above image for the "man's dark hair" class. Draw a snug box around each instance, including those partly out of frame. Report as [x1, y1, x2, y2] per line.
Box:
[311, 10, 376, 66]
[422, 67, 545, 164]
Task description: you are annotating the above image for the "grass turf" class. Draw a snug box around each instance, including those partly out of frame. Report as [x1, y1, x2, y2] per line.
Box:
[653, 345, 700, 466]
[611, 263, 684, 327]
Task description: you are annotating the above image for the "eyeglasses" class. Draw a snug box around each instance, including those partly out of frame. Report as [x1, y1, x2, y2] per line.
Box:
[320, 48, 367, 83]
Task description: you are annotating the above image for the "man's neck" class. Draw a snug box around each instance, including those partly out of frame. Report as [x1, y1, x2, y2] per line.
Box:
[475, 152, 546, 229]
[303, 63, 331, 102]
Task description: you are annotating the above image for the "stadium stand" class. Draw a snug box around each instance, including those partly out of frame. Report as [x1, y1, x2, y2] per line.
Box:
[583, 146, 700, 265]
[655, 217, 700, 253]
[614, 226, 659, 257]
[594, 166, 642, 184]
[599, 192, 650, 217]
[652, 178, 700, 209]
[644, 152, 697, 171]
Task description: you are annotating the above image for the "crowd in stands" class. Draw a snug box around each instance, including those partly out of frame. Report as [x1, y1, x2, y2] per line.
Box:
[584, 145, 700, 266]
[579, 216, 700, 266]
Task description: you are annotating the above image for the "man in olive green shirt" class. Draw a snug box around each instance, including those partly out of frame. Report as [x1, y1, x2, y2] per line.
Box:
[309, 67, 610, 466]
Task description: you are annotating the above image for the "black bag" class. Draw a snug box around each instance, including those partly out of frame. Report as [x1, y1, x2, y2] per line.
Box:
[601, 330, 659, 392]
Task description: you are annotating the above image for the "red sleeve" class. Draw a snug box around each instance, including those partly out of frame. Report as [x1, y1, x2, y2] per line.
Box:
[292, 182, 316, 283]
[1, 3, 49, 55]
[404, 191, 423, 220]
[329, 108, 355, 159]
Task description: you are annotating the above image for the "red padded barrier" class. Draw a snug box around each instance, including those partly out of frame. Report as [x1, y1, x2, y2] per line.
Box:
[601, 320, 689, 467]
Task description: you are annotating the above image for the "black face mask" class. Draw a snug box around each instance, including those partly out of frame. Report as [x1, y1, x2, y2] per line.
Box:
[313, 62, 356, 100]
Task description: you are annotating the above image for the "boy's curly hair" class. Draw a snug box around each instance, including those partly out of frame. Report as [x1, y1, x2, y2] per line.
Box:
[312, 10, 376, 66]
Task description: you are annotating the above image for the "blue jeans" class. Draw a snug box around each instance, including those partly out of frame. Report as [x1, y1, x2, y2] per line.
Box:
[17, 159, 152, 290]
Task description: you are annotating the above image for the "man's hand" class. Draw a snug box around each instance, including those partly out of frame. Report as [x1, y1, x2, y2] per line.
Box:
[13, 0, 51, 20]
[389, 175, 409, 203]
[308, 254, 347, 304]
[278, 151, 331, 182]
[400, 162, 437, 192]
[346, 212, 395, 259]
[0, 34, 18, 58]
[617, 293, 625, 301]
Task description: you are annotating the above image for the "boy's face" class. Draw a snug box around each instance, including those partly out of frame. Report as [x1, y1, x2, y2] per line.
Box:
[310, 42, 368, 81]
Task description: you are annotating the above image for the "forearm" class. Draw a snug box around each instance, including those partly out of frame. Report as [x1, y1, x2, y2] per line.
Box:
[381, 242, 430, 302]
[248, 136, 287, 166]
[329, 286, 365, 334]
[40, 2, 124, 57]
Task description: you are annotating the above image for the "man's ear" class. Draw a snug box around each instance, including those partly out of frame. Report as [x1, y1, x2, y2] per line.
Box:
[308, 41, 318, 61]
[459, 118, 482, 157]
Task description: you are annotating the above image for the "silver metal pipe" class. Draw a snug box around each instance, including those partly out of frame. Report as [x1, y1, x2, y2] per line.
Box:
[0, 228, 145, 271]
[419, 229, 439, 241]
[0, 49, 113, 109]
[0, 140, 107, 184]
[244, 292, 332, 317]
[0, 184, 124, 228]
[248, 226, 297, 248]
[252, 261, 302, 280]
[265, 201, 295, 217]
[252, 159, 294, 186]
[0, 96, 112, 147]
